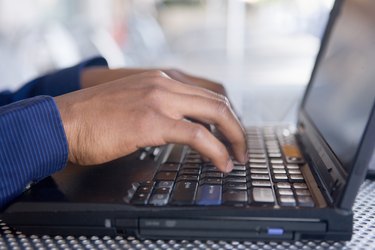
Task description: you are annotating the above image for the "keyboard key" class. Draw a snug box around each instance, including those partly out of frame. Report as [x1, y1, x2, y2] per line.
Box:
[297, 196, 315, 207]
[227, 171, 247, 177]
[268, 153, 282, 158]
[251, 180, 271, 187]
[250, 164, 267, 169]
[295, 189, 311, 196]
[196, 185, 222, 205]
[201, 172, 223, 179]
[223, 190, 248, 204]
[250, 187, 275, 204]
[265, 140, 278, 146]
[273, 169, 286, 174]
[277, 189, 293, 196]
[185, 154, 201, 160]
[130, 181, 154, 204]
[201, 166, 219, 172]
[281, 144, 305, 164]
[184, 158, 202, 164]
[276, 182, 291, 189]
[131, 192, 149, 205]
[200, 178, 222, 185]
[249, 149, 266, 154]
[139, 151, 148, 160]
[249, 169, 269, 174]
[179, 169, 200, 175]
[250, 174, 269, 180]
[137, 181, 154, 193]
[248, 153, 266, 159]
[170, 181, 198, 205]
[270, 159, 283, 165]
[288, 169, 301, 175]
[278, 195, 296, 206]
[153, 187, 171, 195]
[249, 158, 266, 164]
[156, 181, 174, 188]
[293, 183, 307, 189]
[176, 174, 199, 182]
[271, 164, 285, 169]
[286, 164, 299, 170]
[289, 174, 305, 182]
[224, 182, 247, 190]
[181, 164, 201, 170]
[149, 193, 170, 206]
[266, 145, 279, 151]
[273, 174, 288, 182]
[154, 171, 177, 181]
[224, 177, 247, 183]
[233, 165, 246, 171]
[152, 147, 162, 158]
[159, 163, 180, 172]
[268, 149, 281, 154]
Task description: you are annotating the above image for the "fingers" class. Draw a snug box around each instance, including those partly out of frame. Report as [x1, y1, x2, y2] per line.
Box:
[162, 118, 234, 172]
[113, 70, 247, 168]
[125, 70, 228, 103]
[129, 71, 247, 165]
[164, 93, 247, 164]
[163, 69, 227, 96]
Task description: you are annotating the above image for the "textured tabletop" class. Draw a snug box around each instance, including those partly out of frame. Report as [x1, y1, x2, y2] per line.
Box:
[1, 180, 375, 250]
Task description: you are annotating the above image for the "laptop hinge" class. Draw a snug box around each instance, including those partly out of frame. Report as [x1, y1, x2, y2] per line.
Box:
[295, 131, 334, 206]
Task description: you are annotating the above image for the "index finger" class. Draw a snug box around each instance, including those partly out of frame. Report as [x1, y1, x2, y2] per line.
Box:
[162, 118, 234, 172]
[163, 92, 248, 164]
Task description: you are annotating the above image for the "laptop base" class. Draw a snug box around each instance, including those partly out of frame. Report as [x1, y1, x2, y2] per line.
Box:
[3, 204, 353, 241]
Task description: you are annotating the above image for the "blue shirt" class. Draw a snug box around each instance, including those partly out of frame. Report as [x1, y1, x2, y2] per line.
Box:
[0, 57, 108, 209]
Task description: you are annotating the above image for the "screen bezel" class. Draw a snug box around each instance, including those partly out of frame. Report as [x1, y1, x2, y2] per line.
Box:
[297, 0, 375, 210]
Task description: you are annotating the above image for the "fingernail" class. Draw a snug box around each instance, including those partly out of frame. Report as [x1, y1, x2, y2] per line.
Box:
[226, 159, 234, 173]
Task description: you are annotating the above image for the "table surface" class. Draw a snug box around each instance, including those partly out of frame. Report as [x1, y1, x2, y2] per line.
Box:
[1, 180, 375, 250]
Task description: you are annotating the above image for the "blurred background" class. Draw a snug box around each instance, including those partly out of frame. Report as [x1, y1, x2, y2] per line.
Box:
[0, 0, 334, 125]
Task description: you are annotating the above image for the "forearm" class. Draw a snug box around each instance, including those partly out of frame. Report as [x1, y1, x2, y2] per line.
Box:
[0, 96, 68, 209]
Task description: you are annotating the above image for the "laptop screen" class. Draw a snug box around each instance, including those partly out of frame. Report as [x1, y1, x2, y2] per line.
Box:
[304, 0, 375, 173]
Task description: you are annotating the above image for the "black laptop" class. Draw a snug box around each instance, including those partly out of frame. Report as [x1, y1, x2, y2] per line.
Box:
[1, 0, 375, 241]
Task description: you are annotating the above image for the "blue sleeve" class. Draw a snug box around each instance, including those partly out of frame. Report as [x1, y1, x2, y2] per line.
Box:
[0, 56, 108, 107]
[0, 96, 68, 209]
[0, 56, 108, 209]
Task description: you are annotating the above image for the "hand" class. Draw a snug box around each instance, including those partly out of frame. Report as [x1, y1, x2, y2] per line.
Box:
[81, 67, 226, 96]
[55, 71, 247, 172]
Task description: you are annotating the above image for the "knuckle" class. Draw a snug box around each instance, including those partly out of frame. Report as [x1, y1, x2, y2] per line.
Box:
[215, 99, 231, 118]
[146, 70, 166, 79]
[222, 96, 230, 106]
[144, 70, 171, 88]
[189, 124, 207, 142]
[144, 86, 165, 104]
[146, 70, 170, 83]
[214, 92, 229, 104]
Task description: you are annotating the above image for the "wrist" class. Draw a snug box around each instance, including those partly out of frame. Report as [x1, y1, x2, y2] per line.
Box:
[54, 95, 79, 164]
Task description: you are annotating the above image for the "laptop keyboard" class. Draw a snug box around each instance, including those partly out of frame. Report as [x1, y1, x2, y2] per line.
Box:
[129, 127, 315, 208]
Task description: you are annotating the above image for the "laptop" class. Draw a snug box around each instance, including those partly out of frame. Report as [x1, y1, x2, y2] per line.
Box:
[1, 0, 375, 241]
